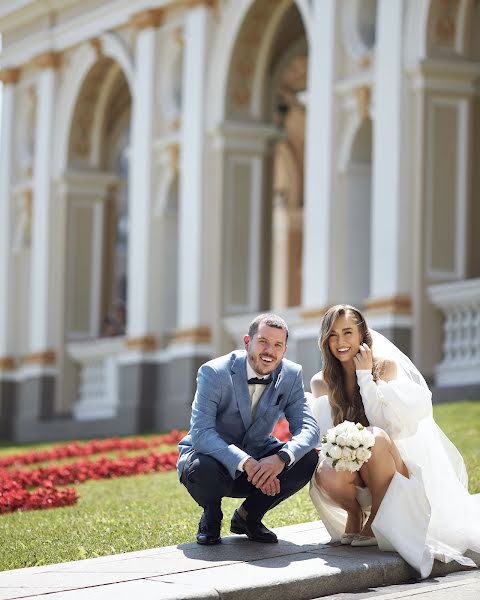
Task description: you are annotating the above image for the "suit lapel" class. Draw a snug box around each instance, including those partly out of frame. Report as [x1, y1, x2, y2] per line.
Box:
[254, 364, 283, 420]
[231, 353, 252, 430]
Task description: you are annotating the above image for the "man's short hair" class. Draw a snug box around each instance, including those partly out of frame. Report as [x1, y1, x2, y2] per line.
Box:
[248, 313, 289, 342]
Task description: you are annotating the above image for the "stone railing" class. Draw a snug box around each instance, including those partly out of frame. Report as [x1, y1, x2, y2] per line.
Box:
[67, 337, 124, 420]
[428, 278, 480, 386]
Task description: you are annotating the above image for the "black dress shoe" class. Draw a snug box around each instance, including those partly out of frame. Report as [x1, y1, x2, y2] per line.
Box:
[230, 509, 278, 543]
[196, 510, 222, 545]
[196, 532, 221, 545]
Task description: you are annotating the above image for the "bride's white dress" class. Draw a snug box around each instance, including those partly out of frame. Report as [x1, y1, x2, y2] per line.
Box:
[308, 370, 480, 578]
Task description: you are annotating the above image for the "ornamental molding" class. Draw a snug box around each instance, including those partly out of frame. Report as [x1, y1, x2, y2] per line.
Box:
[0, 67, 20, 84]
[365, 295, 412, 315]
[125, 335, 157, 352]
[32, 50, 62, 70]
[23, 350, 57, 366]
[170, 326, 212, 345]
[0, 356, 16, 371]
[130, 8, 165, 30]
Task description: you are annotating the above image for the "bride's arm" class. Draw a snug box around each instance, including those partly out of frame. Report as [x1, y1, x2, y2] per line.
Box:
[310, 371, 329, 398]
[356, 362, 432, 436]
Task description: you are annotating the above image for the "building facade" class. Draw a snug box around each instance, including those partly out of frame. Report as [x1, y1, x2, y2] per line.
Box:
[0, 0, 479, 442]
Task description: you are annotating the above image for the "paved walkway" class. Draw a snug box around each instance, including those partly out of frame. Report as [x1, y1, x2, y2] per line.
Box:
[0, 521, 478, 600]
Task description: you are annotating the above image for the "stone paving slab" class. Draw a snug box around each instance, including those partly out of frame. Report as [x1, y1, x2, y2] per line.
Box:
[316, 569, 480, 600]
[0, 521, 477, 600]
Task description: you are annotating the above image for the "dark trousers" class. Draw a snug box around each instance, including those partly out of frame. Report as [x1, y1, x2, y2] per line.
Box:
[181, 447, 318, 523]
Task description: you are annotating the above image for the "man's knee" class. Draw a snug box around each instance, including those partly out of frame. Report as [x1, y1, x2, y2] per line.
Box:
[183, 453, 229, 486]
[284, 449, 318, 482]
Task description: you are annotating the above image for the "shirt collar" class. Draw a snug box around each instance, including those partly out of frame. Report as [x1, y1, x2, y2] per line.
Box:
[246, 360, 270, 382]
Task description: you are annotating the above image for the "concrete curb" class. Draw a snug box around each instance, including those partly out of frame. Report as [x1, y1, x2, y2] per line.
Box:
[0, 521, 478, 600]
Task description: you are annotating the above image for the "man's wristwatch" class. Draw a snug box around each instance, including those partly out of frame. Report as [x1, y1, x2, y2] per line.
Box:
[277, 450, 290, 466]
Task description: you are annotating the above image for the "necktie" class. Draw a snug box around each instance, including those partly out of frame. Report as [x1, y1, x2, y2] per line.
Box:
[247, 376, 272, 385]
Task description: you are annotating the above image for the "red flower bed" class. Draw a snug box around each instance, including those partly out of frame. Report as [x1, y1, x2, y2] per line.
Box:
[0, 430, 186, 469]
[0, 420, 290, 514]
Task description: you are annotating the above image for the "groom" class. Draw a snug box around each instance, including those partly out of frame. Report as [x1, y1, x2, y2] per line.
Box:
[177, 313, 320, 545]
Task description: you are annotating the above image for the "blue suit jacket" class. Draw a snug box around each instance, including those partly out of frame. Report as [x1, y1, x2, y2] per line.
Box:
[177, 350, 320, 480]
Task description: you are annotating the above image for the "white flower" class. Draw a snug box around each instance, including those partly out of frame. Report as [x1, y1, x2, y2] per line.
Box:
[329, 445, 343, 460]
[326, 431, 336, 444]
[356, 447, 372, 462]
[320, 420, 376, 473]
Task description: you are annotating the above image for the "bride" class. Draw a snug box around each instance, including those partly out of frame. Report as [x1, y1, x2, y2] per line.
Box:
[307, 304, 480, 578]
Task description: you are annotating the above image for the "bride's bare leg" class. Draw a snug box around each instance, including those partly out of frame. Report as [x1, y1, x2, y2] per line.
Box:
[359, 427, 408, 537]
[315, 462, 363, 534]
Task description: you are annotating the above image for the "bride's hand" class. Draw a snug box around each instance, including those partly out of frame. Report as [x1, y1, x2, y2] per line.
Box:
[354, 343, 373, 371]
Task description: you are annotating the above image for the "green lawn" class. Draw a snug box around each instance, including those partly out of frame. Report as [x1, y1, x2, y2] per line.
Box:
[0, 401, 478, 572]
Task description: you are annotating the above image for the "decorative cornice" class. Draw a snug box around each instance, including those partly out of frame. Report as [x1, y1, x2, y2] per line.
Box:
[33, 51, 62, 70]
[0, 67, 20, 84]
[0, 356, 16, 371]
[365, 294, 412, 315]
[125, 335, 157, 352]
[130, 8, 165, 30]
[24, 350, 56, 366]
[171, 326, 212, 344]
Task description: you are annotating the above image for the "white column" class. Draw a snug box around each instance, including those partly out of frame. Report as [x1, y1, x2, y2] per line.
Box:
[302, 0, 337, 311]
[127, 12, 160, 340]
[0, 69, 20, 366]
[369, 1, 409, 302]
[29, 54, 59, 357]
[177, 3, 210, 332]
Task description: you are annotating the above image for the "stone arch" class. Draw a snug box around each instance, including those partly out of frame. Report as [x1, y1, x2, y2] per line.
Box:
[216, 0, 309, 315]
[206, 0, 311, 128]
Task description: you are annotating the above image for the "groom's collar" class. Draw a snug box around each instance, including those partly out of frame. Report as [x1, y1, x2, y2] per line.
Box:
[246, 360, 271, 382]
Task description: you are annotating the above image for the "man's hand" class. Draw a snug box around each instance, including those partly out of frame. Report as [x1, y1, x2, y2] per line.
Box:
[245, 455, 284, 496]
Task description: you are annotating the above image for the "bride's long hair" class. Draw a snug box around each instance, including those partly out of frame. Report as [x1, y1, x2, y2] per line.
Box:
[319, 305, 380, 427]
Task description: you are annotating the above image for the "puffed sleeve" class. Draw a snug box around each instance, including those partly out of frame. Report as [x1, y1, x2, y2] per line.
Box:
[356, 369, 433, 438]
[305, 392, 333, 444]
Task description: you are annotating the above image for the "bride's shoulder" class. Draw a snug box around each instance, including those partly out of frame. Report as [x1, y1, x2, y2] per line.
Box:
[374, 357, 397, 382]
[310, 371, 330, 398]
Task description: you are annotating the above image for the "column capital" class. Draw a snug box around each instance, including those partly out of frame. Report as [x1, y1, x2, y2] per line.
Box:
[0, 356, 16, 371]
[170, 326, 211, 345]
[125, 335, 157, 351]
[130, 8, 165, 30]
[24, 350, 57, 366]
[0, 67, 20, 84]
[33, 51, 62, 70]
[365, 294, 412, 315]
[299, 306, 330, 321]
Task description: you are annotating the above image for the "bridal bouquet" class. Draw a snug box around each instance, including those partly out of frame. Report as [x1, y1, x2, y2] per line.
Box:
[320, 421, 375, 472]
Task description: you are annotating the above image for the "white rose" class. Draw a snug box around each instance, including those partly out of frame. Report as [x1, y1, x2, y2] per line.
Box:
[326, 431, 336, 444]
[361, 430, 375, 448]
[324, 456, 334, 468]
[346, 460, 359, 472]
[341, 447, 353, 460]
[329, 445, 343, 460]
[336, 434, 348, 447]
[349, 435, 361, 449]
[356, 447, 372, 462]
